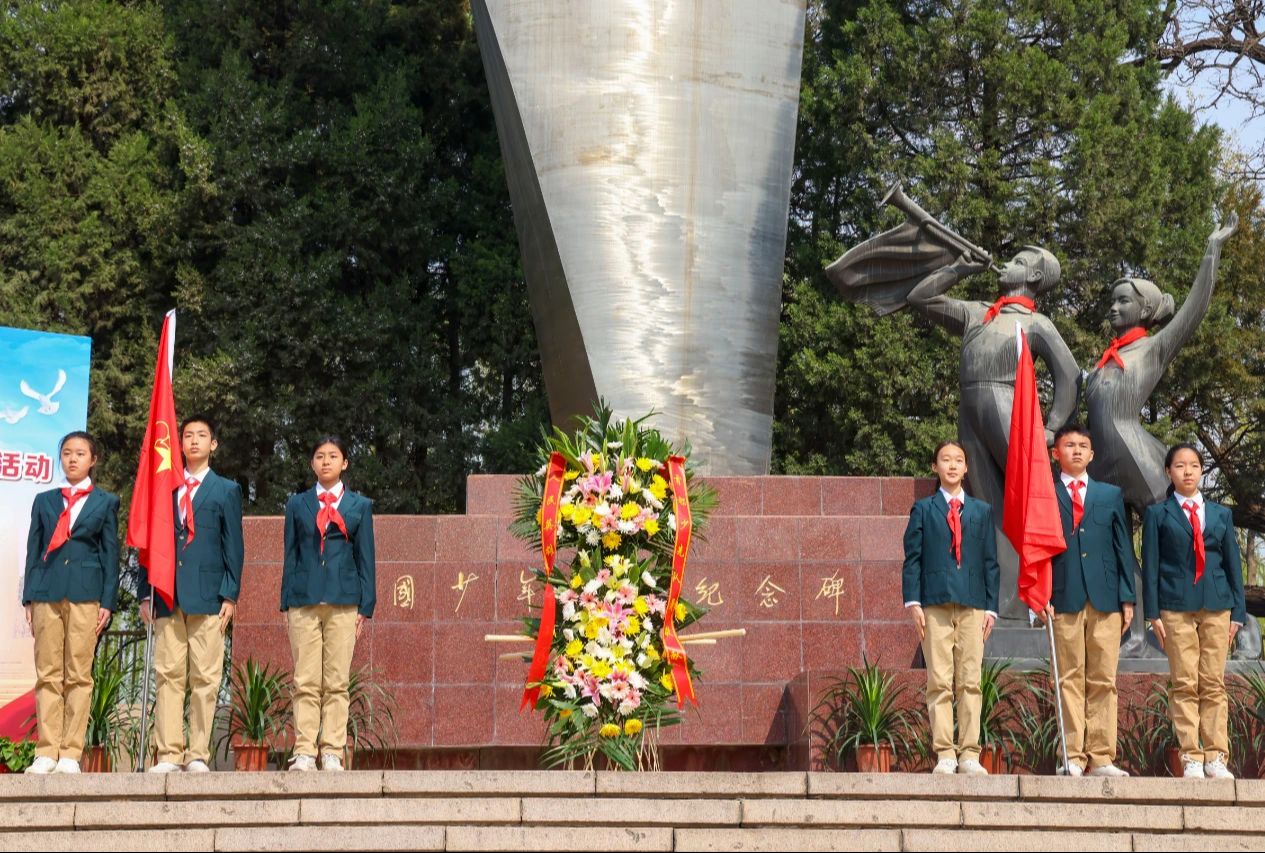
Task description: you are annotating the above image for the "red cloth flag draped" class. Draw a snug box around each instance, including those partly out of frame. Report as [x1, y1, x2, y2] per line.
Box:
[126, 310, 182, 610]
[1005, 327, 1067, 614]
[0, 690, 35, 740]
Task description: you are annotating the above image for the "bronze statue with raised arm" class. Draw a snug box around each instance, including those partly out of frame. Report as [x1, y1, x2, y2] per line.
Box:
[828, 186, 1081, 620]
[1085, 213, 1257, 658]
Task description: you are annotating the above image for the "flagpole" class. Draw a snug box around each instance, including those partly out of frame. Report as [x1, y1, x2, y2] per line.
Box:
[1045, 617, 1072, 775]
[137, 612, 155, 772]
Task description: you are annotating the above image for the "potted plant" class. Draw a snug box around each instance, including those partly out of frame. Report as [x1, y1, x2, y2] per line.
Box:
[0, 737, 35, 774]
[1230, 667, 1265, 778]
[83, 646, 140, 772]
[344, 666, 399, 769]
[1010, 665, 1059, 774]
[811, 657, 914, 773]
[216, 659, 290, 771]
[978, 659, 1016, 774]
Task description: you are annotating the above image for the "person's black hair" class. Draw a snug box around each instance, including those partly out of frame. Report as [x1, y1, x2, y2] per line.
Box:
[1053, 423, 1092, 446]
[931, 439, 967, 464]
[179, 414, 217, 440]
[311, 434, 349, 459]
[58, 431, 100, 473]
[1163, 442, 1203, 496]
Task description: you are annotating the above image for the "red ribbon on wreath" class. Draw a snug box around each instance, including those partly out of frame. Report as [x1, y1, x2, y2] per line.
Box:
[521, 452, 567, 710]
[661, 455, 698, 708]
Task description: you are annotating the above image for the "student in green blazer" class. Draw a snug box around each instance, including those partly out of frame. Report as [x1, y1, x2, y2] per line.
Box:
[281, 435, 376, 772]
[903, 440, 1000, 776]
[1143, 443, 1246, 780]
[22, 431, 119, 775]
[139, 415, 244, 773]
[1043, 425, 1136, 778]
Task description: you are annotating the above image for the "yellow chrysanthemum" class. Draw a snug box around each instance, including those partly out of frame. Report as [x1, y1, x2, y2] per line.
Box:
[646, 645, 660, 662]
[675, 602, 687, 622]
[591, 660, 613, 679]
[633, 597, 650, 616]
[564, 470, 580, 480]
[644, 519, 660, 536]
[649, 475, 668, 500]
[560, 504, 575, 520]
[611, 645, 628, 660]
[573, 506, 593, 526]
[584, 621, 602, 640]
[601, 531, 622, 549]
[624, 719, 643, 736]
[625, 615, 641, 636]
[615, 660, 635, 675]
[660, 673, 674, 691]
[535, 508, 543, 524]
[570, 573, 583, 589]
[635, 458, 656, 473]
[619, 502, 640, 521]
[539, 684, 553, 698]
[565, 639, 584, 657]
[599, 723, 620, 738]
[558, 708, 573, 719]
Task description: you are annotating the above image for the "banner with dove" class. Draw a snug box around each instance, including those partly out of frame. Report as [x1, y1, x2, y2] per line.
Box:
[0, 326, 91, 708]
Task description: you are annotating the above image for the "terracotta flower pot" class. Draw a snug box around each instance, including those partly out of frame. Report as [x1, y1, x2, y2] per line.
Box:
[233, 743, 270, 772]
[1165, 746, 1183, 778]
[854, 742, 894, 773]
[979, 743, 1006, 775]
[81, 745, 111, 773]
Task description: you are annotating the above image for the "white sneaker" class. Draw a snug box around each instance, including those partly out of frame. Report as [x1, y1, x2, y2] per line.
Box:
[1204, 756, 1234, 779]
[958, 758, 988, 775]
[1182, 757, 1205, 778]
[52, 758, 80, 774]
[320, 753, 344, 772]
[288, 754, 317, 772]
[1057, 763, 1084, 777]
[184, 760, 210, 773]
[1087, 763, 1128, 777]
[931, 758, 958, 774]
[148, 761, 182, 774]
[24, 756, 56, 775]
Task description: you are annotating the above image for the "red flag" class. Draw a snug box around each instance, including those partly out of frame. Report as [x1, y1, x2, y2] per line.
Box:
[1005, 327, 1066, 614]
[126, 310, 182, 610]
[0, 690, 35, 740]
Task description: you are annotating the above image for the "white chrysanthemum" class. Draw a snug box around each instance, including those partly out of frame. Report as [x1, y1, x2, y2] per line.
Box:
[618, 520, 636, 535]
[636, 653, 649, 668]
[643, 493, 664, 510]
[629, 671, 647, 690]
[581, 703, 599, 718]
[536, 463, 548, 476]
[563, 684, 577, 699]
[643, 573, 657, 589]
[608, 485, 624, 500]
[668, 513, 677, 530]
[562, 602, 576, 621]
[618, 699, 639, 716]
[607, 441, 623, 450]
[563, 628, 575, 642]
[586, 530, 601, 546]
[584, 578, 603, 595]
[593, 502, 611, 517]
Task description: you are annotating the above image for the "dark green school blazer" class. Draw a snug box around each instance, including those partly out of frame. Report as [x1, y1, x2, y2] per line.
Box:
[23, 486, 120, 611]
[280, 487, 376, 618]
[1051, 477, 1137, 614]
[139, 469, 245, 617]
[902, 492, 1000, 613]
[1142, 496, 1246, 624]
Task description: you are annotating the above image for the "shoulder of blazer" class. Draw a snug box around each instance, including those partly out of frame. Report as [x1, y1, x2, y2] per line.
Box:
[1205, 500, 1233, 527]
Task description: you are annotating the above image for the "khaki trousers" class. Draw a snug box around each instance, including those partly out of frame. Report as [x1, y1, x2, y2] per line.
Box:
[1162, 609, 1231, 764]
[31, 600, 99, 761]
[288, 604, 358, 758]
[922, 603, 984, 762]
[153, 608, 225, 765]
[1052, 605, 1122, 770]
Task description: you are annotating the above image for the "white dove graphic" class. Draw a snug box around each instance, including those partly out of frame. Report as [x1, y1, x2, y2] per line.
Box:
[20, 369, 67, 415]
[0, 405, 28, 425]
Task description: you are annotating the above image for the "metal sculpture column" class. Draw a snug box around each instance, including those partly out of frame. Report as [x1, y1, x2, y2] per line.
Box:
[472, 0, 807, 474]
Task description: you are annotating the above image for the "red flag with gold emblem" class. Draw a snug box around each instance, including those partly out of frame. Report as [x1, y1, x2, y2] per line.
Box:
[126, 310, 182, 609]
